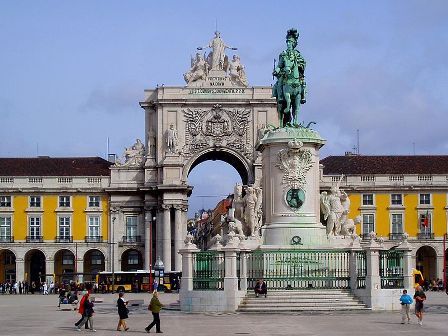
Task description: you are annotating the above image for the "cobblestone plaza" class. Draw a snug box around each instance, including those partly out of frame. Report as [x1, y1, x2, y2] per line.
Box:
[0, 291, 447, 336]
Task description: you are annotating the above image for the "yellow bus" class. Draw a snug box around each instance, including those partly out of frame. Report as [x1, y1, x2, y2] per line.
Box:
[96, 271, 152, 293]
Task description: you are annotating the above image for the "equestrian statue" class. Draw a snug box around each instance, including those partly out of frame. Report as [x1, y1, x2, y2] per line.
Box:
[272, 28, 307, 127]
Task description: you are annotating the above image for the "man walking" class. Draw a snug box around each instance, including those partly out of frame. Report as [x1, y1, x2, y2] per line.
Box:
[399, 289, 413, 324]
[414, 285, 426, 325]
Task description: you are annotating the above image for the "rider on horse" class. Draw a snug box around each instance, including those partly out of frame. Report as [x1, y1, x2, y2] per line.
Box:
[273, 28, 307, 127]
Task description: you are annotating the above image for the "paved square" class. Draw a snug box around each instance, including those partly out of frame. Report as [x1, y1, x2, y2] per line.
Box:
[0, 291, 447, 336]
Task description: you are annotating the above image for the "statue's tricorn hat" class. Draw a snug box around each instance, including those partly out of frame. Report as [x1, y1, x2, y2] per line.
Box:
[286, 28, 299, 41]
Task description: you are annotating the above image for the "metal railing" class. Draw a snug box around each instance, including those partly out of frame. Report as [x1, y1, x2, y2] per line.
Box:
[0, 236, 14, 243]
[55, 236, 73, 243]
[417, 233, 434, 239]
[121, 235, 142, 243]
[246, 250, 351, 290]
[192, 251, 225, 290]
[356, 250, 367, 289]
[85, 236, 103, 243]
[379, 250, 404, 289]
[26, 236, 43, 243]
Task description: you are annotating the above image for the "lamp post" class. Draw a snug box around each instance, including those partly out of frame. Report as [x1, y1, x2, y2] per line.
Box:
[150, 215, 156, 292]
[111, 209, 118, 293]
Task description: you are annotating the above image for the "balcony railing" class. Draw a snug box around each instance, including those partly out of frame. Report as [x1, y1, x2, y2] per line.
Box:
[389, 233, 404, 240]
[85, 236, 103, 243]
[26, 236, 43, 243]
[417, 233, 434, 240]
[121, 235, 142, 244]
[0, 236, 14, 243]
[361, 233, 372, 240]
[55, 236, 73, 243]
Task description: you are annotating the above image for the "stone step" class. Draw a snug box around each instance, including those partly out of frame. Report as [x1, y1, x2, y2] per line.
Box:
[243, 298, 362, 304]
[238, 289, 368, 312]
[238, 306, 370, 312]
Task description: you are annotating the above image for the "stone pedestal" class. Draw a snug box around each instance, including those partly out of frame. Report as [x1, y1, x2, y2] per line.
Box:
[258, 127, 327, 247]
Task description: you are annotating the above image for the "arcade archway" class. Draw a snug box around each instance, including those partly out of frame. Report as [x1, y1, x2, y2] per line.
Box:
[54, 249, 75, 283]
[121, 249, 143, 271]
[84, 249, 105, 281]
[416, 246, 437, 280]
[24, 249, 46, 288]
[0, 249, 16, 283]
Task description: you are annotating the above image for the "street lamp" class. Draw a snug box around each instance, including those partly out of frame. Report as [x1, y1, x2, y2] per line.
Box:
[150, 215, 156, 292]
[111, 209, 118, 293]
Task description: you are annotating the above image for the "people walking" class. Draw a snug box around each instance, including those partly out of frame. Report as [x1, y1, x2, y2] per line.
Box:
[399, 289, 413, 324]
[145, 291, 164, 333]
[116, 292, 129, 332]
[414, 285, 426, 325]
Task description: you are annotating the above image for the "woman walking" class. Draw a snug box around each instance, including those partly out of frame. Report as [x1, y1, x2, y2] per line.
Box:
[145, 291, 164, 333]
[116, 292, 129, 331]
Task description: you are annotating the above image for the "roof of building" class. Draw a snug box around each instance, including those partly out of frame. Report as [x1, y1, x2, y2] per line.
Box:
[321, 155, 448, 175]
[0, 157, 112, 176]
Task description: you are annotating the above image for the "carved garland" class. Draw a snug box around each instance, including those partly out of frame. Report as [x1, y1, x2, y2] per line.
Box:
[182, 104, 252, 160]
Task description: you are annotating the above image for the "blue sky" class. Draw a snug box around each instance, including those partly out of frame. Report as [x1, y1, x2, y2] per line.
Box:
[1, 1, 447, 216]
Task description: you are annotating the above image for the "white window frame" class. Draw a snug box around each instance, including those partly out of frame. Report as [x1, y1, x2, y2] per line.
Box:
[419, 193, 431, 205]
[0, 216, 12, 238]
[362, 213, 375, 235]
[62, 250, 74, 265]
[390, 194, 403, 206]
[0, 195, 12, 207]
[88, 216, 101, 238]
[362, 194, 375, 206]
[29, 216, 42, 238]
[58, 195, 71, 207]
[91, 250, 103, 265]
[58, 216, 71, 238]
[126, 216, 138, 238]
[29, 196, 42, 208]
[88, 196, 101, 208]
[128, 250, 139, 265]
[390, 213, 404, 234]
[418, 212, 432, 234]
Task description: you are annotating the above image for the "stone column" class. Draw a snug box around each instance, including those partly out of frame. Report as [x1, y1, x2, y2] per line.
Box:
[16, 258, 25, 282]
[162, 205, 171, 271]
[364, 239, 382, 308]
[46, 259, 54, 278]
[76, 258, 84, 283]
[144, 209, 152, 270]
[222, 236, 240, 312]
[396, 235, 413, 290]
[173, 206, 183, 272]
[179, 240, 199, 292]
[239, 250, 248, 292]
[348, 248, 360, 292]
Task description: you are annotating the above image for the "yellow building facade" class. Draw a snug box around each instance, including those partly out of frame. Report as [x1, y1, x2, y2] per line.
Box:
[0, 157, 112, 285]
[321, 155, 448, 282]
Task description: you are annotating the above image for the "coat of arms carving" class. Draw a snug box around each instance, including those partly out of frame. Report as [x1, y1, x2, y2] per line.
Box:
[183, 104, 252, 159]
[276, 140, 313, 189]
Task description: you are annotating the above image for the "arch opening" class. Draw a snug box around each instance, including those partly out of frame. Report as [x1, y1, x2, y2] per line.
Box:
[416, 246, 437, 281]
[0, 249, 16, 283]
[84, 249, 105, 282]
[54, 249, 75, 284]
[121, 249, 143, 271]
[24, 249, 46, 290]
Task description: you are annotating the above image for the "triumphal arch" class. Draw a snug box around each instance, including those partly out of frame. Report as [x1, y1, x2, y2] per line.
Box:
[109, 32, 277, 272]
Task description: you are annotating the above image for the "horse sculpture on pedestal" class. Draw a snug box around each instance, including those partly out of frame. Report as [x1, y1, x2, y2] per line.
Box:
[273, 28, 307, 127]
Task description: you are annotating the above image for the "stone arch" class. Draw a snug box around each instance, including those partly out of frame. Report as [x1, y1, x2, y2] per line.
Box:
[24, 249, 46, 288]
[182, 147, 253, 185]
[416, 245, 438, 281]
[121, 248, 143, 271]
[0, 248, 16, 283]
[54, 249, 76, 283]
[83, 249, 106, 282]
